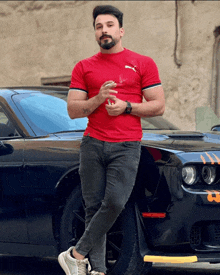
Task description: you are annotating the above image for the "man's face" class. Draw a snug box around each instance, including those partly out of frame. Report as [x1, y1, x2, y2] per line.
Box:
[94, 14, 124, 50]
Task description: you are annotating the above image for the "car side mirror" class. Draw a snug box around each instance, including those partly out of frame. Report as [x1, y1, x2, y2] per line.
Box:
[211, 125, 220, 131]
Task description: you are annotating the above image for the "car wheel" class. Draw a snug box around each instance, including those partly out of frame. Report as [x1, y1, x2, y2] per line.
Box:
[59, 185, 152, 275]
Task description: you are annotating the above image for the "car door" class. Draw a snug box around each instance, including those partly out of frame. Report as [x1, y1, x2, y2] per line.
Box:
[23, 136, 76, 247]
[0, 105, 28, 243]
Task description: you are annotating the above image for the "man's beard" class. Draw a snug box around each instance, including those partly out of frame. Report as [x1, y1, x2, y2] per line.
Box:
[98, 35, 118, 50]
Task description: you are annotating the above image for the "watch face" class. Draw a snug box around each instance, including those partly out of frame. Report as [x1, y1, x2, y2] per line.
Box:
[124, 101, 132, 114]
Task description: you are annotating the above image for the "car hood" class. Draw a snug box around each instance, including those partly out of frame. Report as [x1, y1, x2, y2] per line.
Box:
[54, 130, 220, 153]
[141, 130, 220, 153]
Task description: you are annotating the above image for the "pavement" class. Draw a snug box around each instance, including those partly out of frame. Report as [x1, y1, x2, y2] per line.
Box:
[0, 256, 220, 275]
[152, 262, 220, 275]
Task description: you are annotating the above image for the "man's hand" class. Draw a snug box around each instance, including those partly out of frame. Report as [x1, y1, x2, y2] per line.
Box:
[105, 98, 127, 116]
[97, 81, 118, 104]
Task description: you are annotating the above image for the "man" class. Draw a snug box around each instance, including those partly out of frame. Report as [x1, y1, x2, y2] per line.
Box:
[58, 5, 165, 275]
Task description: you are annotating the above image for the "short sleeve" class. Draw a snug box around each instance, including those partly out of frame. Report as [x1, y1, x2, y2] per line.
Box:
[141, 57, 161, 90]
[69, 62, 88, 93]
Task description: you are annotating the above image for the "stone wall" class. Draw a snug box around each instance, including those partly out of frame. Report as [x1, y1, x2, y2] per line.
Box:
[0, 0, 220, 130]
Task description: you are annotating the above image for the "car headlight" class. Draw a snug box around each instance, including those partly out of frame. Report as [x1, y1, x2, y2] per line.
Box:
[182, 166, 197, 185]
[202, 166, 216, 185]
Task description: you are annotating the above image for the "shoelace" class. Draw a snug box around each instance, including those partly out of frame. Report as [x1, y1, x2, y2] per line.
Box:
[77, 258, 90, 275]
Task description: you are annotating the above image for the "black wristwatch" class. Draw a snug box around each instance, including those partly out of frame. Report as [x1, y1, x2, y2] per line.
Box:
[124, 101, 132, 114]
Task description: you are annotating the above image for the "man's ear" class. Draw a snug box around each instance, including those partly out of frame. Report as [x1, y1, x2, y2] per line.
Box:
[120, 27, 125, 38]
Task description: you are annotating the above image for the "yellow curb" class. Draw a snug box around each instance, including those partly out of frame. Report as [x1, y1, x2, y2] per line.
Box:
[144, 255, 198, 264]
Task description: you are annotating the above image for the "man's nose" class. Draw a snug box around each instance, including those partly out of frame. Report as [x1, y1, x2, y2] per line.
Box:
[102, 25, 108, 33]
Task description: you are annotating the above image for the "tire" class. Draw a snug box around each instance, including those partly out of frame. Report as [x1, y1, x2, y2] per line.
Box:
[59, 186, 152, 275]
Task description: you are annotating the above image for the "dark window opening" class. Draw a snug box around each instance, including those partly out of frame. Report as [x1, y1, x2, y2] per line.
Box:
[41, 76, 71, 87]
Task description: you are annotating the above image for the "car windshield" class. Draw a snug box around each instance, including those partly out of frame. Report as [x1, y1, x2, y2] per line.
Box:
[13, 90, 178, 135]
[13, 91, 88, 135]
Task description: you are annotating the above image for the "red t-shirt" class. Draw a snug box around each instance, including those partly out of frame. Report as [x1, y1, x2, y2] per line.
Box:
[69, 48, 161, 142]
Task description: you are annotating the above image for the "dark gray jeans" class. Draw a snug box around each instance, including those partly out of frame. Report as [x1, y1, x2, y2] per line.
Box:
[75, 136, 141, 273]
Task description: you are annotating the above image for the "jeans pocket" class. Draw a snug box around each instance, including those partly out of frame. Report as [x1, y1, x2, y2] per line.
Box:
[122, 141, 141, 149]
[80, 136, 92, 148]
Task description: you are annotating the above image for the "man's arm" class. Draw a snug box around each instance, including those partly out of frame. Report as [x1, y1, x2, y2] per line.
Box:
[67, 90, 95, 119]
[67, 81, 118, 119]
[105, 86, 165, 118]
[130, 86, 165, 117]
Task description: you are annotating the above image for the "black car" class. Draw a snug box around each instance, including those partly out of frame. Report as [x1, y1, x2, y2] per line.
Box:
[1, 86, 220, 275]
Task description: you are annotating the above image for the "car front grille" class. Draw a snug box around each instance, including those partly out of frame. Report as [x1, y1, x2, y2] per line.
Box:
[190, 221, 220, 251]
[190, 225, 202, 246]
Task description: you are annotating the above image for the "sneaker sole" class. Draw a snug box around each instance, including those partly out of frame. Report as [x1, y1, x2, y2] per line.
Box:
[58, 252, 72, 275]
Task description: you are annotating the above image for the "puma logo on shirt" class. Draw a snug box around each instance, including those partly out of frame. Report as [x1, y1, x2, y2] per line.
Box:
[125, 65, 136, 72]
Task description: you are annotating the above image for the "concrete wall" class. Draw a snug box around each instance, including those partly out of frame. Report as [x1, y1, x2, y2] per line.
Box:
[0, 0, 219, 130]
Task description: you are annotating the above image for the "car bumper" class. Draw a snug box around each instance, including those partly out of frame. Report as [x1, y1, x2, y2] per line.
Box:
[144, 184, 220, 252]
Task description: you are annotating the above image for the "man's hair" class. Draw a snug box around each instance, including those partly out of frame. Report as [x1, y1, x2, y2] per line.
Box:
[93, 5, 123, 28]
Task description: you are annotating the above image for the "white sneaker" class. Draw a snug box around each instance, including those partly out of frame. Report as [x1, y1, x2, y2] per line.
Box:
[90, 271, 104, 275]
[58, 247, 90, 275]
